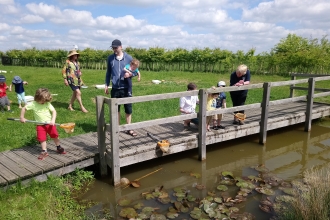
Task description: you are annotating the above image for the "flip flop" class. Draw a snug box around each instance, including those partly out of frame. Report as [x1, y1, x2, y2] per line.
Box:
[126, 130, 137, 137]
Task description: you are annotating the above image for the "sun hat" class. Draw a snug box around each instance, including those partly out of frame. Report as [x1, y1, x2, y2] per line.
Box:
[0, 75, 5, 83]
[67, 49, 79, 58]
[111, 39, 122, 48]
[217, 81, 226, 87]
[12, 76, 22, 84]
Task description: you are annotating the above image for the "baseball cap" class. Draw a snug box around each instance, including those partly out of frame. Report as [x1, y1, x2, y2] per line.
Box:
[217, 81, 226, 87]
[0, 75, 5, 83]
[111, 39, 122, 48]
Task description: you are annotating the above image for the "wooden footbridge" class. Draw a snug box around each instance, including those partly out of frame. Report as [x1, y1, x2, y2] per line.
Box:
[1, 74, 330, 187]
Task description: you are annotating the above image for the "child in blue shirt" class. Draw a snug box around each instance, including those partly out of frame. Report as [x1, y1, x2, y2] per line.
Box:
[121, 59, 141, 97]
[9, 76, 28, 108]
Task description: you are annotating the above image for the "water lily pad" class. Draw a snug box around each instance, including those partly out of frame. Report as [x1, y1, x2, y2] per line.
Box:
[229, 207, 239, 212]
[134, 202, 144, 209]
[214, 197, 223, 203]
[158, 197, 171, 204]
[142, 207, 155, 213]
[190, 173, 201, 178]
[150, 213, 166, 220]
[187, 194, 196, 202]
[279, 187, 296, 196]
[248, 175, 262, 182]
[118, 197, 132, 206]
[254, 165, 269, 172]
[190, 207, 202, 219]
[222, 171, 234, 178]
[180, 206, 189, 213]
[219, 179, 235, 185]
[167, 212, 179, 219]
[174, 187, 184, 193]
[174, 192, 186, 198]
[144, 193, 155, 200]
[119, 207, 137, 218]
[217, 184, 228, 191]
[174, 201, 182, 210]
[158, 191, 169, 199]
[255, 187, 275, 196]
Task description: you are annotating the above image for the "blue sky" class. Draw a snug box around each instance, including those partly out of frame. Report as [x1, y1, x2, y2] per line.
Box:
[1, 0, 330, 54]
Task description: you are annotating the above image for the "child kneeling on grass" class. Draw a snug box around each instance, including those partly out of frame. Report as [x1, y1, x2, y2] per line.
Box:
[20, 88, 66, 160]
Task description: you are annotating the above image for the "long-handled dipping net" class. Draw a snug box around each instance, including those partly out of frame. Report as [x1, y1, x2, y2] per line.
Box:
[7, 118, 76, 134]
[234, 113, 246, 121]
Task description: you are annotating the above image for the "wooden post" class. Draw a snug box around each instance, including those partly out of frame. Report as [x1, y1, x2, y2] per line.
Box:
[96, 96, 107, 176]
[110, 98, 121, 186]
[198, 89, 207, 161]
[289, 75, 296, 98]
[259, 82, 271, 144]
[305, 77, 315, 132]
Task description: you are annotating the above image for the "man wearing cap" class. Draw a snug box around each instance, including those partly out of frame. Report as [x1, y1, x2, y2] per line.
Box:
[104, 39, 136, 136]
[62, 49, 88, 113]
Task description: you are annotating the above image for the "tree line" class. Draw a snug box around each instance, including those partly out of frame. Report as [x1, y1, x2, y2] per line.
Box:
[1, 34, 330, 76]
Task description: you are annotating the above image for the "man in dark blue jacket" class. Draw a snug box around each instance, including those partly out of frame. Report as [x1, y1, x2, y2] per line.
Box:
[105, 39, 137, 136]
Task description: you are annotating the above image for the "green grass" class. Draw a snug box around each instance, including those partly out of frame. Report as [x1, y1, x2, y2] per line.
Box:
[2, 66, 330, 151]
[0, 169, 95, 220]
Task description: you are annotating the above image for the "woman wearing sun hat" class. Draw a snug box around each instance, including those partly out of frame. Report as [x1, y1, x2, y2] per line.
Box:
[62, 49, 88, 113]
[9, 75, 28, 108]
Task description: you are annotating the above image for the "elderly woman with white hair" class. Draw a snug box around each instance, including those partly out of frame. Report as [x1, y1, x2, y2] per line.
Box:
[229, 64, 250, 125]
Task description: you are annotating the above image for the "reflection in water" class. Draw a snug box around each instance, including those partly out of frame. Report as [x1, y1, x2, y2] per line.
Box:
[79, 119, 330, 219]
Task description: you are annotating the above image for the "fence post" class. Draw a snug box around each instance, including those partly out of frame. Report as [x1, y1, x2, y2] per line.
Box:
[289, 74, 296, 98]
[96, 96, 107, 176]
[305, 77, 315, 132]
[198, 89, 207, 161]
[110, 98, 121, 186]
[259, 82, 271, 144]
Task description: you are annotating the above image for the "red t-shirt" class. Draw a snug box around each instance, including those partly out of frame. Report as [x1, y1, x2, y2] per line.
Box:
[0, 83, 7, 98]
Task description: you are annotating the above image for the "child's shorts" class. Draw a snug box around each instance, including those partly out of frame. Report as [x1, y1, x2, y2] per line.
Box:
[0, 96, 10, 107]
[206, 116, 213, 125]
[36, 125, 59, 142]
[216, 114, 223, 120]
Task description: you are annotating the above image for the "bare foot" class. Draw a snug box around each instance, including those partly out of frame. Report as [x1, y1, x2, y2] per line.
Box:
[81, 108, 88, 113]
[19, 106, 22, 109]
[68, 106, 75, 111]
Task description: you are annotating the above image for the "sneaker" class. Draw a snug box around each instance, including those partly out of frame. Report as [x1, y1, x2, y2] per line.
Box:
[57, 146, 66, 154]
[217, 125, 225, 129]
[38, 152, 49, 160]
[212, 126, 218, 130]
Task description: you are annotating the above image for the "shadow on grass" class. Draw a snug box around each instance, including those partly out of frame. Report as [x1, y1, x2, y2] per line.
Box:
[22, 136, 39, 147]
[78, 122, 97, 133]
[52, 101, 69, 110]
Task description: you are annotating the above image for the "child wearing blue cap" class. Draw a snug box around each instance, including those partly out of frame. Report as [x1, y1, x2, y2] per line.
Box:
[9, 76, 28, 108]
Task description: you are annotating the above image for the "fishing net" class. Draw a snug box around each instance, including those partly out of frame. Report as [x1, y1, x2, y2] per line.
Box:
[234, 113, 246, 121]
[59, 123, 75, 134]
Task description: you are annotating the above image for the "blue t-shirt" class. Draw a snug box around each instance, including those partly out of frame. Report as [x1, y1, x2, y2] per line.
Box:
[124, 64, 139, 77]
[13, 82, 24, 93]
[215, 92, 226, 108]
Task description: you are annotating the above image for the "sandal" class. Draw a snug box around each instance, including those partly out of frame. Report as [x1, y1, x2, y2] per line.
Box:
[125, 130, 137, 137]
[38, 152, 49, 160]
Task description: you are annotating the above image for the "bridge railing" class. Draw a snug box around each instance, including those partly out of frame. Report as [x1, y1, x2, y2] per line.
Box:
[96, 76, 330, 186]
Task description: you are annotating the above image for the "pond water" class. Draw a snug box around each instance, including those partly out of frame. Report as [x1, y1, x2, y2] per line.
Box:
[78, 118, 330, 219]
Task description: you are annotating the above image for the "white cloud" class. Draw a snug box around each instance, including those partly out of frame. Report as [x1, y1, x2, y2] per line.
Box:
[20, 14, 44, 23]
[0, 0, 14, 5]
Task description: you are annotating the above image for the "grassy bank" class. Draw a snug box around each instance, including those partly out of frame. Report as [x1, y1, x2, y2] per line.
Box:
[0, 169, 96, 220]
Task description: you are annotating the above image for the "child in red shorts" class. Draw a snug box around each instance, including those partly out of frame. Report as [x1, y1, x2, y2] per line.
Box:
[20, 88, 66, 160]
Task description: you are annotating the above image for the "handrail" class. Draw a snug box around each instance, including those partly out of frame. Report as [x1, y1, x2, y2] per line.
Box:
[96, 76, 330, 186]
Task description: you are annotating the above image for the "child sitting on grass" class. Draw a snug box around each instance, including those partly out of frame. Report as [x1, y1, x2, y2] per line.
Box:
[0, 75, 13, 113]
[9, 76, 28, 109]
[20, 88, 66, 160]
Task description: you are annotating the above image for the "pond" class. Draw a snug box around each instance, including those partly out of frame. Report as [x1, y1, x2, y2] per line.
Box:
[78, 118, 330, 219]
